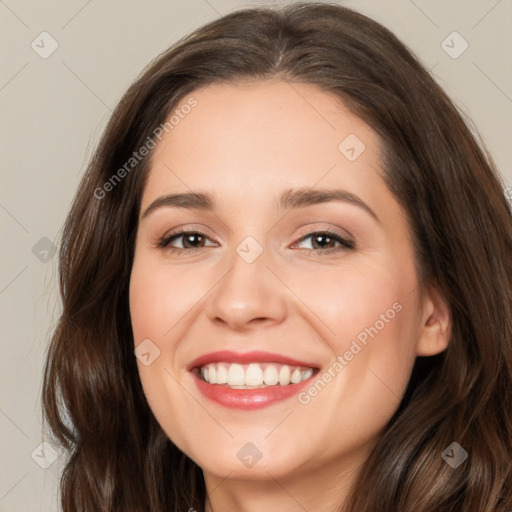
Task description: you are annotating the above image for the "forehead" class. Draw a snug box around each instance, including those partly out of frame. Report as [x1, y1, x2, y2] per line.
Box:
[143, 79, 388, 213]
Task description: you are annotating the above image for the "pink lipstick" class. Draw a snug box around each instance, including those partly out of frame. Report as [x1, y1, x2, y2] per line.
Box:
[188, 350, 319, 410]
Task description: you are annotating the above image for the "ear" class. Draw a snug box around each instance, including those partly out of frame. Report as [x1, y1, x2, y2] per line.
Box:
[416, 284, 451, 356]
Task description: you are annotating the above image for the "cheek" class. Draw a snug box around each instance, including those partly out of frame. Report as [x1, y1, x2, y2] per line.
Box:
[289, 253, 418, 355]
[129, 255, 204, 343]
[129, 259, 199, 453]
[292, 256, 419, 424]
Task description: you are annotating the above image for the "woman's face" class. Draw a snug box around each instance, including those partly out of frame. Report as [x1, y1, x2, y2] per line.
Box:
[129, 79, 449, 486]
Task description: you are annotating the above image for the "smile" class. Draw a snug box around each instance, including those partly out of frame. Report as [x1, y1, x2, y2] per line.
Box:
[188, 350, 320, 409]
[197, 362, 314, 388]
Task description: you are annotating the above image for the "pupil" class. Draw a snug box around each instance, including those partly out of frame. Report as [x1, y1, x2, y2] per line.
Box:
[315, 234, 330, 248]
[186, 234, 202, 247]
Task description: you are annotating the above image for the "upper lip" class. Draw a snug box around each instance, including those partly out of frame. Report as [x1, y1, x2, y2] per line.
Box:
[187, 350, 320, 371]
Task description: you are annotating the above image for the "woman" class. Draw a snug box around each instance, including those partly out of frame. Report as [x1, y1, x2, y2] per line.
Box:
[42, 2, 512, 511]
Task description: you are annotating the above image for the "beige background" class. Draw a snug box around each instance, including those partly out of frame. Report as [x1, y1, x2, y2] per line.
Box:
[1, 0, 511, 510]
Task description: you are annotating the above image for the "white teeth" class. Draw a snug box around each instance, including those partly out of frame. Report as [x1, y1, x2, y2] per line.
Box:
[227, 363, 245, 386]
[290, 368, 302, 384]
[216, 364, 228, 384]
[263, 365, 279, 385]
[208, 364, 216, 384]
[278, 365, 291, 386]
[302, 368, 313, 380]
[245, 363, 264, 386]
[198, 362, 315, 388]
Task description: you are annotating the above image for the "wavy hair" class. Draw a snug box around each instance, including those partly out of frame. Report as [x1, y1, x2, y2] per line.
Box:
[42, 2, 512, 511]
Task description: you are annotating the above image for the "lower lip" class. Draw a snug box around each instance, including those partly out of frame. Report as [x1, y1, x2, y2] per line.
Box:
[191, 371, 314, 410]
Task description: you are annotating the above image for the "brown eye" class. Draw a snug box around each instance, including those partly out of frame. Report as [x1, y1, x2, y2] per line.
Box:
[158, 230, 217, 253]
[175, 233, 206, 248]
[293, 230, 354, 254]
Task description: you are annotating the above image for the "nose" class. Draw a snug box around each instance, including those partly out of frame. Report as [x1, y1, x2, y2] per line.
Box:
[205, 242, 287, 331]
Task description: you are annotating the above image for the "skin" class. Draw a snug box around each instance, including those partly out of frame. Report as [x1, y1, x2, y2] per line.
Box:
[129, 78, 451, 512]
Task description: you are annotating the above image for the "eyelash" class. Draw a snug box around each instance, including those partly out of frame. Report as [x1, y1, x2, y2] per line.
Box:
[157, 228, 355, 255]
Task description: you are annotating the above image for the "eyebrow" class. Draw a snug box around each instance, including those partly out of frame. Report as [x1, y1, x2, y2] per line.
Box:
[141, 187, 380, 223]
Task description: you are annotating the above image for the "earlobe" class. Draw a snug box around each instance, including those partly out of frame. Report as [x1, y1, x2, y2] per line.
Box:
[415, 284, 451, 357]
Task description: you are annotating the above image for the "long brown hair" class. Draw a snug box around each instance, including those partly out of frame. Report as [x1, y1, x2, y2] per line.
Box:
[42, 3, 512, 511]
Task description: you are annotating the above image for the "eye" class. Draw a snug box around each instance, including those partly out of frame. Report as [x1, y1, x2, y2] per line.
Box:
[157, 228, 354, 256]
[292, 229, 354, 255]
[157, 230, 218, 253]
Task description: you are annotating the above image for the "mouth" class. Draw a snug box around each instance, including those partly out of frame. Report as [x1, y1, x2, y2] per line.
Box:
[193, 362, 315, 388]
[188, 350, 320, 409]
